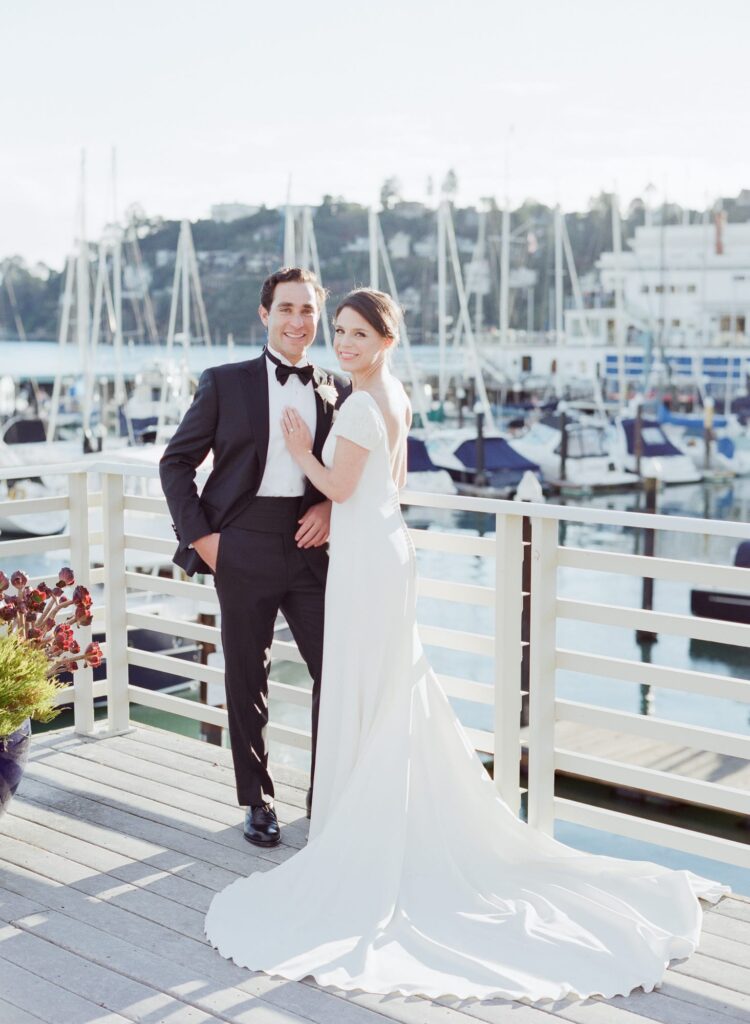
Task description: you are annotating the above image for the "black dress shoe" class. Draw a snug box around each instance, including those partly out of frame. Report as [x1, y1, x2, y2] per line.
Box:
[243, 804, 280, 847]
[305, 788, 312, 819]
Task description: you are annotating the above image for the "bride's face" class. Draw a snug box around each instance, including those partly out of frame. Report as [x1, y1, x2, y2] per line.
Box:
[334, 307, 391, 374]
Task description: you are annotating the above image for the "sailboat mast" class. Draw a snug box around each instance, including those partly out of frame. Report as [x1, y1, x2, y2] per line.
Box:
[611, 192, 627, 411]
[499, 203, 510, 345]
[77, 150, 93, 433]
[437, 201, 448, 403]
[368, 207, 379, 289]
[554, 205, 564, 340]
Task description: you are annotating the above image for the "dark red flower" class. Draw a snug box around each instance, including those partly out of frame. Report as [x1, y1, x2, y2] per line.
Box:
[0, 571, 8, 592]
[57, 567, 75, 587]
[27, 589, 46, 609]
[75, 608, 93, 627]
[27, 627, 41, 639]
[0, 605, 15, 622]
[10, 571, 28, 590]
[52, 587, 63, 598]
[72, 586, 92, 608]
[84, 642, 103, 668]
[70, 640, 80, 655]
[53, 623, 74, 651]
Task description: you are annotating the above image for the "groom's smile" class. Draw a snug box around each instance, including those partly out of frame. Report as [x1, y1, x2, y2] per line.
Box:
[259, 280, 321, 365]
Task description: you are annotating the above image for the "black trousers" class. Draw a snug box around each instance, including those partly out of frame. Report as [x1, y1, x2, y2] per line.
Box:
[214, 510, 327, 807]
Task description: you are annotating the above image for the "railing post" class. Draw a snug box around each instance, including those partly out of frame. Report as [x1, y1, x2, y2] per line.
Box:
[527, 515, 559, 834]
[101, 471, 132, 735]
[493, 511, 524, 815]
[68, 471, 96, 736]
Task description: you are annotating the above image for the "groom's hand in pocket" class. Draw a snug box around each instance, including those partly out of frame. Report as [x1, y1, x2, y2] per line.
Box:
[295, 502, 331, 548]
[193, 532, 221, 572]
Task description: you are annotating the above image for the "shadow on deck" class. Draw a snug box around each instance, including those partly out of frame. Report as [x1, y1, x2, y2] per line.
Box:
[1, 726, 749, 1024]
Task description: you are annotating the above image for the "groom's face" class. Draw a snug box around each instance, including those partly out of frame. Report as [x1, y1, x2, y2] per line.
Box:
[259, 281, 320, 365]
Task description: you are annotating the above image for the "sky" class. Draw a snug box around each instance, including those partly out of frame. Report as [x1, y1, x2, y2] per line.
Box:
[2, 0, 749, 270]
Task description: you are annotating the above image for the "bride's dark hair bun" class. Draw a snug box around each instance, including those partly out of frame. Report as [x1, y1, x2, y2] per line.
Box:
[335, 289, 401, 343]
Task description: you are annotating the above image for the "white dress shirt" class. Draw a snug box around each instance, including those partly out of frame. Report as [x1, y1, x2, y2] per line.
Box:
[257, 344, 317, 496]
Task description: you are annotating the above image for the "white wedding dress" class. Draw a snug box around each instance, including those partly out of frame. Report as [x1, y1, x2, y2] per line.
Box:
[205, 391, 729, 1003]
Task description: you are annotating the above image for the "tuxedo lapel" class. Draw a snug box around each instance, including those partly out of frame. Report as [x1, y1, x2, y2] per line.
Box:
[311, 366, 334, 459]
[240, 356, 270, 479]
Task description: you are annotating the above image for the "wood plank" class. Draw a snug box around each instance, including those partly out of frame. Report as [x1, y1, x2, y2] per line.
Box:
[320, 987, 552, 1024]
[437, 971, 750, 1024]
[8, 909, 339, 1024]
[118, 723, 310, 792]
[699, 931, 750, 968]
[22, 755, 304, 864]
[0, 864, 428, 1024]
[553, 720, 750, 794]
[96, 732, 309, 812]
[673, 951, 750, 997]
[3, 814, 216, 913]
[0, 997, 48, 1024]
[655, 973, 750, 1023]
[15, 776, 272, 878]
[0, 923, 213, 1023]
[0, 833, 206, 942]
[0, 862, 229, 974]
[716, 900, 750, 925]
[28, 743, 310, 841]
[42, 733, 308, 824]
[437, 995, 648, 1024]
[592, 988, 746, 1024]
[0, 954, 131, 1024]
[11, 796, 240, 893]
[702, 911, 750, 948]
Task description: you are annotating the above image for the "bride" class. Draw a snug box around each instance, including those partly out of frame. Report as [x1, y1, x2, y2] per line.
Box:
[205, 288, 729, 1003]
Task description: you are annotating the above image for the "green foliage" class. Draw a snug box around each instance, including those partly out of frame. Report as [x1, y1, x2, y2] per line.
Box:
[0, 633, 64, 736]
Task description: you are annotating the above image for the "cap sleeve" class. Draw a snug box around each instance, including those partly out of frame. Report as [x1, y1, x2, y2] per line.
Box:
[334, 393, 383, 451]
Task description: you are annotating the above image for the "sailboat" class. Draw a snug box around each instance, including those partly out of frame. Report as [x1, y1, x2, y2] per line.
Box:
[508, 414, 638, 490]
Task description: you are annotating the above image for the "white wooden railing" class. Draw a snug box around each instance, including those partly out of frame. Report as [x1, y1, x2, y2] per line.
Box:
[2, 460, 750, 870]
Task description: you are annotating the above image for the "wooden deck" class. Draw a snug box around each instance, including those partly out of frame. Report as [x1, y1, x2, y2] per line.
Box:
[1, 726, 749, 1024]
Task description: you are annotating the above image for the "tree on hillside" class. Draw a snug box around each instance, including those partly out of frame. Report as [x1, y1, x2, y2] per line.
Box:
[380, 177, 402, 211]
[441, 168, 459, 200]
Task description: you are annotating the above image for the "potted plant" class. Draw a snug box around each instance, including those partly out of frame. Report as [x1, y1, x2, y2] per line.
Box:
[0, 568, 103, 817]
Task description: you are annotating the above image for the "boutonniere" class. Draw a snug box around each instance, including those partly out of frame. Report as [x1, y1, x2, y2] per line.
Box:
[315, 380, 338, 409]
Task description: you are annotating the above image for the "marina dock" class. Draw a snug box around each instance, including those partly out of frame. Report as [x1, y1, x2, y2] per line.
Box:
[2, 725, 749, 1024]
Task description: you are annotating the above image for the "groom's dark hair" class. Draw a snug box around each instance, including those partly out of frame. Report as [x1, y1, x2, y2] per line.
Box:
[260, 267, 327, 312]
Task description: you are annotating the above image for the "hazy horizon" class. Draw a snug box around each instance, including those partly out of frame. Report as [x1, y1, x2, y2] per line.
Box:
[3, 0, 749, 269]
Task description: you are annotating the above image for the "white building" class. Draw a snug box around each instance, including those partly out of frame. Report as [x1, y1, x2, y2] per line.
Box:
[387, 231, 411, 260]
[569, 220, 750, 347]
[210, 203, 260, 223]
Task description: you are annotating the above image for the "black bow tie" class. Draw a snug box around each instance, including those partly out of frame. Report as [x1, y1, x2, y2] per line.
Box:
[265, 348, 315, 386]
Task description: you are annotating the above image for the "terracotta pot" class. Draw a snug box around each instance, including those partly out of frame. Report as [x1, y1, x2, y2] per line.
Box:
[0, 718, 31, 818]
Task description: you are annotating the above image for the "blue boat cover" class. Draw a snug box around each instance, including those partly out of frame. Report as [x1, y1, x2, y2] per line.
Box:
[657, 404, 728, 429]
[621, 419, 683, 457]
[718, 436, 736, 460]
[735, 541, 750, 568]
[407, 436, 441, 472]
[454, 437, 540, 472]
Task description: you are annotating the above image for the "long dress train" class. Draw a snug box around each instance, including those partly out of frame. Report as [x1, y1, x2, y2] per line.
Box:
[205, 390, 729, 1003]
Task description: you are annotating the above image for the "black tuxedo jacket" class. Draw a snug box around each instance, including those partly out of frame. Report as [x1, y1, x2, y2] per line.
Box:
[159, 354, 350, 577]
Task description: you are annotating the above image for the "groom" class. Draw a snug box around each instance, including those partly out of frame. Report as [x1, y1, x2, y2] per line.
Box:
[159, 267, 348, 848]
